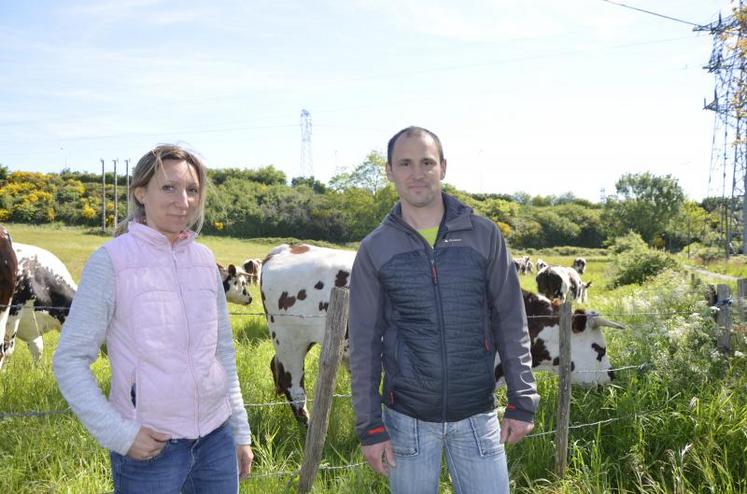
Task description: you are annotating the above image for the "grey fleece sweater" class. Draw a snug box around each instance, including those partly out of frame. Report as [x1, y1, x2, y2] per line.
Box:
[53, 247, 251, 456]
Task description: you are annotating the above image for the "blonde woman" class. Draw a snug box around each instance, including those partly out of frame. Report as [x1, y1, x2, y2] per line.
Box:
[54, 145, 253, 493]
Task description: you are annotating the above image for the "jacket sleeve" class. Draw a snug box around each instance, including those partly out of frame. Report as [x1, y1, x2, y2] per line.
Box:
[486, 229, 540, 423]
[52, 247, 140, 456]
[214, 270, 252, 446]
[348, 242, 389, 445]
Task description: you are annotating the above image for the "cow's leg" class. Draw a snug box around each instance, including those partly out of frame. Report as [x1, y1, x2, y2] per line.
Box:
[269, 338, 313, 425]
[4, 316, 20, 358]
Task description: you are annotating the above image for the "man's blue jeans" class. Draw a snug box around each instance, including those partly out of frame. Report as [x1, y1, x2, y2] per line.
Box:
[110, 421, 238, 494]
[383, 407, 510, 494]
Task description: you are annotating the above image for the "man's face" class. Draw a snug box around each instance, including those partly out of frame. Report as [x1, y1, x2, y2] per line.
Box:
[386, 132, 446, 210]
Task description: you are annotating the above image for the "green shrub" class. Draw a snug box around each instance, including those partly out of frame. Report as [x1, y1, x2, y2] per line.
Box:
[609, 242, 679, 287]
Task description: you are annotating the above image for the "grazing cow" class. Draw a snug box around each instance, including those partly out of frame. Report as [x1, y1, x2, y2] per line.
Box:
[495, 290, 625, 385]
[5, 243, 77, 362]
[260, 243, 356, 424]
[536, 266, 591, 303]
[572, 257, 587, 274]
[536, 258, 547, 272]
[0, 226, 18, 370]
[242, 258, 262, 285]
[217, 263, 253, 305]
[513, 256, 532, 275]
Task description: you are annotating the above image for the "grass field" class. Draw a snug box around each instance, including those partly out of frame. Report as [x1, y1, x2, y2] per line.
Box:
[1, 223, 746, 493]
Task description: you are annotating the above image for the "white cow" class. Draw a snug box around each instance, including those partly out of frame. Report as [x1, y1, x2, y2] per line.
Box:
[260, 243, 356, 424]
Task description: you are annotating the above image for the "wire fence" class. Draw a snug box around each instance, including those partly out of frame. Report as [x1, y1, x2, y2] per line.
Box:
[2, 296, 742, 489]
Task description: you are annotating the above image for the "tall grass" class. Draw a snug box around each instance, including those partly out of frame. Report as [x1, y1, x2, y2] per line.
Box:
[1, 225, 745, 493]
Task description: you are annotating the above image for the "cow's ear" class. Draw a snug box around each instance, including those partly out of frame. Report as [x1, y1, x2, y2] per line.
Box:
[228, 264, 236, 276]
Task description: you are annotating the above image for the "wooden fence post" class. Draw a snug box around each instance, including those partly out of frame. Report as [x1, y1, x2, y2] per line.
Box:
[716, 284, 733, 355]
[554, 301, 572, 477]
[297, 287, 349, 494]
[737, 279, 747, 323]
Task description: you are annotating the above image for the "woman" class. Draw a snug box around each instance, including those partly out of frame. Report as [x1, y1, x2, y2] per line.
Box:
[54, 144, 253, 493]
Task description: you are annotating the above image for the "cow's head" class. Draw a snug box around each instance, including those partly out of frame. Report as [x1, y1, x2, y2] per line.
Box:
[218, 263, 252, 305]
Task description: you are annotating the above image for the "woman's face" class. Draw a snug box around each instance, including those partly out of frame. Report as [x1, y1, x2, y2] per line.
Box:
[134, 159, 200, 243]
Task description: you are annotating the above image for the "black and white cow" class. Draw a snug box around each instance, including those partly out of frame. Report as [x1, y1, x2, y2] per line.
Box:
[536, 266, 591, 303]
[495, 290, 625, 385]
[535, 258, 548, 272]
[5, 243, 77, 362]
[260, 243, 355, 424]
[217, 263, 253, 305]
[0, 225, 18, 370]
[572, 257, 587, 274]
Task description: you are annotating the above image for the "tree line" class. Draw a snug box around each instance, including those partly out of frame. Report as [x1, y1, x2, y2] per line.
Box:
[0, 153, 733, 256]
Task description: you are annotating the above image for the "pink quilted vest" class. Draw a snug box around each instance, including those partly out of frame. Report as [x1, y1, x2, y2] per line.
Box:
[104, 222, 230, 439]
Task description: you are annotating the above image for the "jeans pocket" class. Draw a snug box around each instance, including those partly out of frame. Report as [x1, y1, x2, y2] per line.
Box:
[383, 407, 419, 458]
[468, 411, 505, 458]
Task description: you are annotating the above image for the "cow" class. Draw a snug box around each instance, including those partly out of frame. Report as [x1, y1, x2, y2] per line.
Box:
[0, 225, 18, 370]
[536, 266, 591, 303]
[242, 258, 262, 285]
[513, 256, 532, 275]
[536, 258, 548, 272]
[572, 257, 587, 274]
[260, 243, 356, 424]
[495, 290, 625, 385]
[5, 243, 77, 362]
[217, 263, 253, 305]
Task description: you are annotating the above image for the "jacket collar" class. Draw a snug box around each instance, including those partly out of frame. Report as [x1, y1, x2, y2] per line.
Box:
[127, 221, 196, 249]
[387, 192, 473, 234]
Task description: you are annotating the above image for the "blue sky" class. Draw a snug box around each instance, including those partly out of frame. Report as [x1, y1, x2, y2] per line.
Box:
[0, 0, 736, 201]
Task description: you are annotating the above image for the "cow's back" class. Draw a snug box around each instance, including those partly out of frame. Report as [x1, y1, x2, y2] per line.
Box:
[261, 244, 355, 324]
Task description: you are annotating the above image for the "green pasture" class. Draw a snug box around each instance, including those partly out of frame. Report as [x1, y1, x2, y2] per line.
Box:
[1, 224, 746, 493]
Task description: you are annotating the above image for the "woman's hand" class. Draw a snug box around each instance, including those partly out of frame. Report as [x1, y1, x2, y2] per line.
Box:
[126, 426, 170, 460]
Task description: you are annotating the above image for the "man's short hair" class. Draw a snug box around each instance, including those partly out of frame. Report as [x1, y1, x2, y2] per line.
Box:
[387, 126, 445, 165]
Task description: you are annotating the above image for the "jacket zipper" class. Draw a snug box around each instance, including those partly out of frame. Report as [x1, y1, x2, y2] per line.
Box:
[430, 254, 448, 423]
[172, 246, 200, 435]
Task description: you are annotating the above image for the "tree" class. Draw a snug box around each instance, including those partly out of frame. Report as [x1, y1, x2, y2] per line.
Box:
[329, 150, 387, 193]
[602, 172, 685, 246]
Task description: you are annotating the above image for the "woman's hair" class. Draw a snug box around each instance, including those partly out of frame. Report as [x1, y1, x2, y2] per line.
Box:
[114, 144, 208, 237]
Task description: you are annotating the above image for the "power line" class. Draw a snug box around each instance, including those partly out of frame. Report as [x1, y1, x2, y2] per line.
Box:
[598, 0, 706, 28]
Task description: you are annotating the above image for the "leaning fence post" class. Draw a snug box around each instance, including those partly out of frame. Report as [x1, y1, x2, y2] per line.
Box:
[296, 287, 349, 494]
[737, 278, 747, 323]
[716, 284, 733, 355]
[554, 301, 572, 477]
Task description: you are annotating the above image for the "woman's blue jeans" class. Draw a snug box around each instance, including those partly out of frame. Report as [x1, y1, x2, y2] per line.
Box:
[110, 421, 238, 494]
[383, 407, 510, 494]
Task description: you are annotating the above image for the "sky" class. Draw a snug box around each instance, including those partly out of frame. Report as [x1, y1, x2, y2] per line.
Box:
[0, 0, 738, 202]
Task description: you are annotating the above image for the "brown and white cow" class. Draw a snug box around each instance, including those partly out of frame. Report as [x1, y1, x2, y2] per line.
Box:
[495, 290, 624, 385]
[217, 263, 253, 305]
[0, 225, 18, 370]
[4, 243, 77, 363]
[260, 243, 356, 424]
[242, 258, 262, 285]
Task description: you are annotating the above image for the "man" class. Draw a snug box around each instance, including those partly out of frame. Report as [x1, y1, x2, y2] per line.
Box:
[349, 126, 539, 493]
